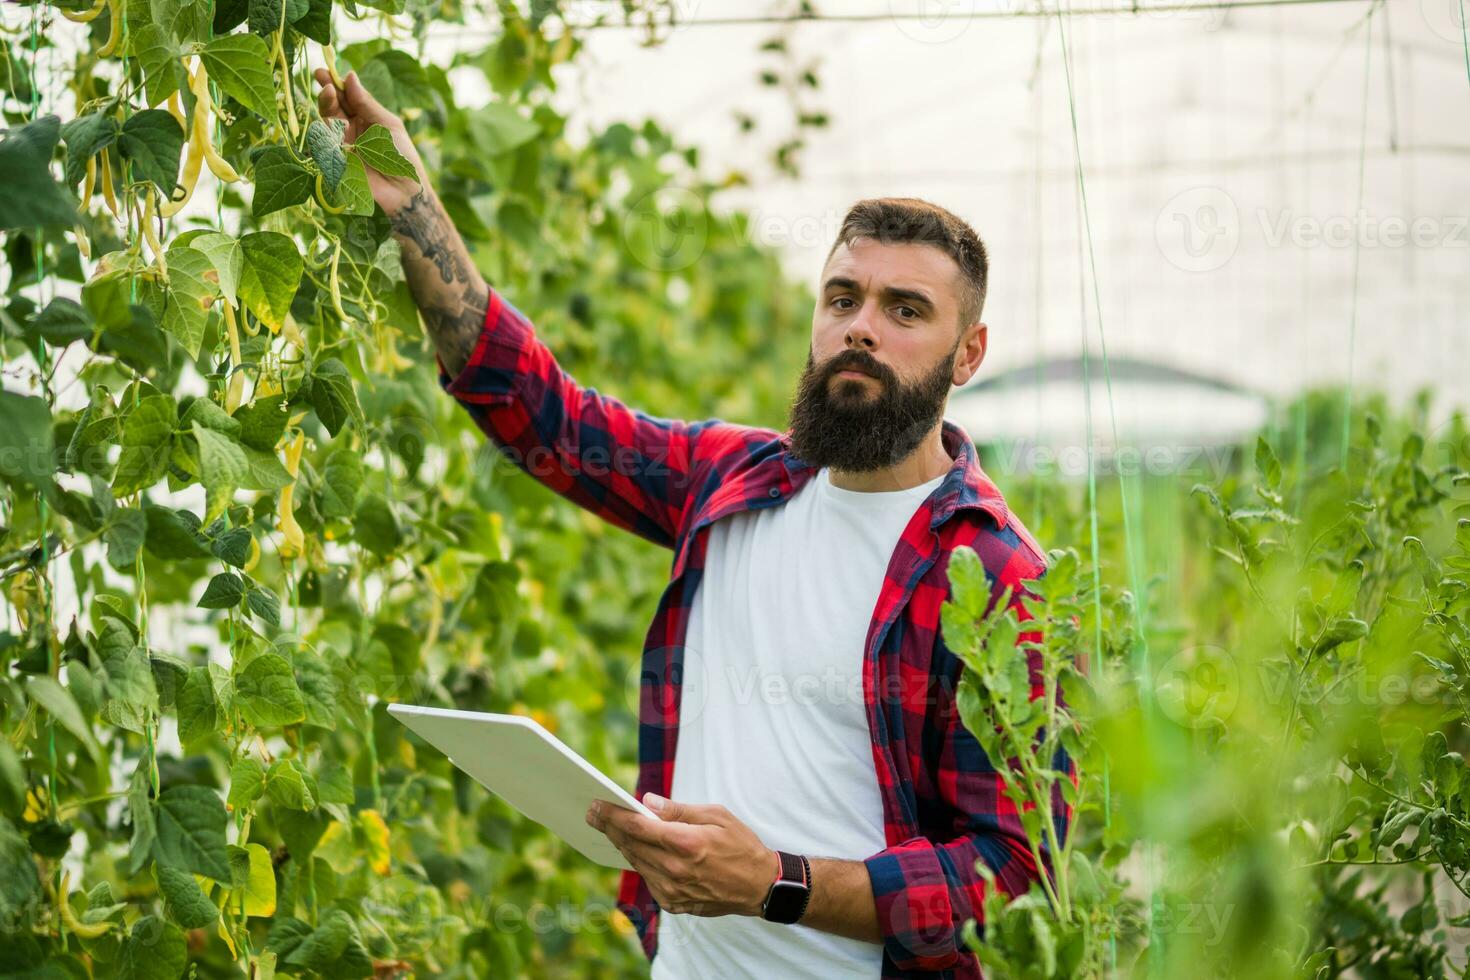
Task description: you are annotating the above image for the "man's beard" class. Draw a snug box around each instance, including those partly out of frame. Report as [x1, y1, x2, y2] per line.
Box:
[786, 340, 958, 473]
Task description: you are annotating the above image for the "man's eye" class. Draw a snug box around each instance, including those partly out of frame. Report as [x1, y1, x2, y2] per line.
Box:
[896, 306, 918, 320]
[832, 297, 855, 310]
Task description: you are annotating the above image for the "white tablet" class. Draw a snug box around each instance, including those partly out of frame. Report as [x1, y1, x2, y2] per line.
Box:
[386, 703, 654, 870]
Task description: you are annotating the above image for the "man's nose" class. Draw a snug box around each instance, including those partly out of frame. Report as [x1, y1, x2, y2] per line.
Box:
[844, 304, 879, 350]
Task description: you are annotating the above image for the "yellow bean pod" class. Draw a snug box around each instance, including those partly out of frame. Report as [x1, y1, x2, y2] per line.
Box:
[190, 63, 240, 183]
[314, 171, 345, 215]
[60, 0, 107, 22]
[141, 187, 168, 280]
[98, 147, 119, 219]
[278, 430, 306, 559]
[95, 0, 122, 56]
[322, 45, 345, 88]
[159, 126, 204, 218]
[81, 153, 96, 205]
[223, 301, 246, 414]
[329, 238, 351, 323]
[55, 872, 117, 939]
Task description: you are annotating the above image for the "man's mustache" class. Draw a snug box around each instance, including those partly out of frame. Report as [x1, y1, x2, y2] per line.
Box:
[821, 350, 889, 383]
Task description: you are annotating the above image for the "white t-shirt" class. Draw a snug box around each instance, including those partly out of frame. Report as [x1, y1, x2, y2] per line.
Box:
[649, 465, 947, 980]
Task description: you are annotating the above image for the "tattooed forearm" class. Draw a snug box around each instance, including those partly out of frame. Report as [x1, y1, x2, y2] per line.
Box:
[389, 188, 489, 378]
[420, 284, 489, 378]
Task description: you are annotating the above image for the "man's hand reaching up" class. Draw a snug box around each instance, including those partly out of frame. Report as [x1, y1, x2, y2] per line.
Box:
[312, 67, 428, 218]
[312, 67, 488, 376]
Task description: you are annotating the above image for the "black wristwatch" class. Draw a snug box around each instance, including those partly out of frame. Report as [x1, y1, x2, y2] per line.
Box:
[760, 850, 812, 924]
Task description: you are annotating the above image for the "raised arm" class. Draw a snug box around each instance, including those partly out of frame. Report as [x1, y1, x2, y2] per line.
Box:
[313, 68, 488, 378]
[313, 70, 719, 548]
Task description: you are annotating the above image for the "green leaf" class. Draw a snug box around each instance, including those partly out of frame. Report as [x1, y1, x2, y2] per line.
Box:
[181, 396, 242, 438]
[158, 245, 220, 358]
[143, 505, 212, 561]
[193, 422, 248, 525]
[0, 816, 42, 922]
[251, 146, 314, 218]
[25, 676, 103, 761]
[211, 526, 254, 567]
[156, 785, 231, 882]
[176, 666, 219, 745]
[319, 447, 363, 518]
[105, 506, 148, 570]
[0, 390, 56, 487]
[127, 766, 156, 876]
[198, 571, 246, 609]
[352, 493, 401, 557]
[238, 231, 303, 331]
[0, 115, 82, 229]
[187, 231, 244, 307]
[348, 123, 417, 177]
[60, 110, 118, 187]
[356, 50, 432, 115]
[117, 915, 187, 980]
[235, 393, 289, 452]
[246, 583, 283, 626]
[240, 444, 293, 491]
[113, 393, 176, 496]
[335, 152, 376, 216]
[157, 865, 219, 928]
[462, 102, 540, 156]
[117, 110, 186, 194]
[293, 0, 332, 43]
[247, 0, 290, 34]
[130, 24, 188, 108]
[28, 296, 96, 347]
[266, 758, 318, 810]
[199, 33, 279, 119]
[310, 358, 362, 436]
[229, 842, 277, 917]
[316, 763, 353, 804]
[236, 654, 305, 727]
[306, 118, 347, 194]
[228, 756, 266, 809]
[1255, 435, 1282, 490]
[296, 655, 340, 729]
[947, 546, 991, 617]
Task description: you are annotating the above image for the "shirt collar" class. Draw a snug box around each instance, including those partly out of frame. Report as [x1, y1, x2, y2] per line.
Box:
[777, 418, 1010, 532]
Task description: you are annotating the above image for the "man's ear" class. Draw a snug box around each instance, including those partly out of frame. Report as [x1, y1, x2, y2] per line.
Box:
[952, 321, 987, 386]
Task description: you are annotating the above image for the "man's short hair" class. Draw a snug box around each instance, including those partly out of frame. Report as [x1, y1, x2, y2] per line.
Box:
[826, 197, 989, 331]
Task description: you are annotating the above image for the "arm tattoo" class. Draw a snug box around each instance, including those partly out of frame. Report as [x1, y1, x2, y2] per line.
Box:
[389, 189, 489, 378]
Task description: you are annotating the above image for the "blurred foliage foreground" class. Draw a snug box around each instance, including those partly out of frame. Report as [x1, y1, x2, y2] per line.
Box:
[1, 0, 1469, 977]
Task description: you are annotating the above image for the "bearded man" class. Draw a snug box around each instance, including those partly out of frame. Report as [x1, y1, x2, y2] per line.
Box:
[317, 66, 1068, 980]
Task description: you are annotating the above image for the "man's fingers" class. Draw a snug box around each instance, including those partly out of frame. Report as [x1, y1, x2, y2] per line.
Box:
[340, 71, 395, 126]
[317, 85, 342, 120]
[599, 805, 677, 848]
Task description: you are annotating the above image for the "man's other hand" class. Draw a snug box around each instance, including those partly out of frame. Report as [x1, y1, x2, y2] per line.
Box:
[587, 793, 777, 919]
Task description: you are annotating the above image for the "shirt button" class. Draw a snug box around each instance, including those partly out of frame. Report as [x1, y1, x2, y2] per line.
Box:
[768, 487, 781, 498]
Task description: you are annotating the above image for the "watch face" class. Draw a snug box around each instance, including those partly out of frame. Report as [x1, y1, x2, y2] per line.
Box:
[762, 879, 808, 924]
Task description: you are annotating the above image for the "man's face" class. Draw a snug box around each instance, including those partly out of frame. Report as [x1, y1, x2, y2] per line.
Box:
[786, 237, 987, 472]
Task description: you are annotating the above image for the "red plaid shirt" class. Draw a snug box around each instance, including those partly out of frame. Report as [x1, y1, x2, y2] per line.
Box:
[437, 285, 1072, 978]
